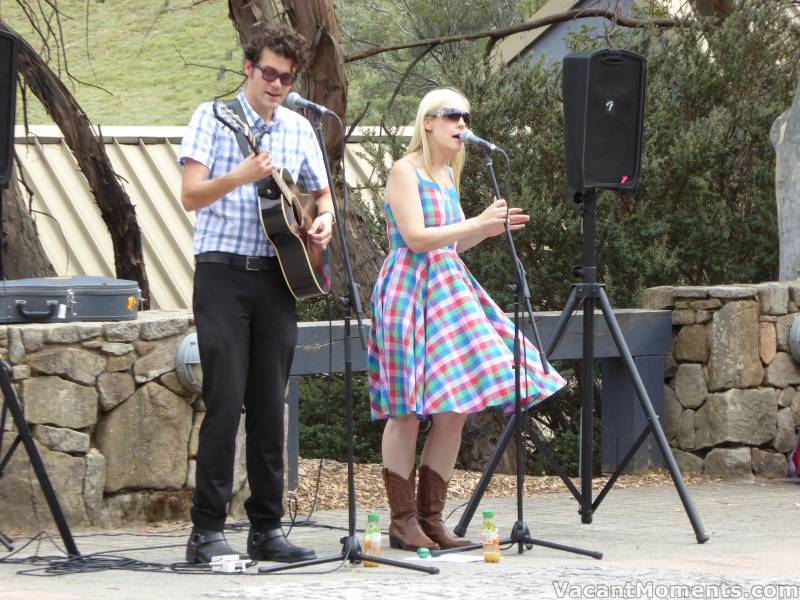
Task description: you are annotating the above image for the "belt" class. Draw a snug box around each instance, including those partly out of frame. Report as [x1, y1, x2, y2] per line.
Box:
[195, 252, 278, 271]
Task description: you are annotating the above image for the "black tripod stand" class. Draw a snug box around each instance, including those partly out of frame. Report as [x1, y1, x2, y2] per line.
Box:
[258, 110, 437, 575]
[451, 189, 709, 544]
[434, 147, 601, 560]
[0, 360, 80, 556]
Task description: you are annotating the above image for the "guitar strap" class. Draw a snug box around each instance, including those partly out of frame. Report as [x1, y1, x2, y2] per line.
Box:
[225, 98, 279, 198]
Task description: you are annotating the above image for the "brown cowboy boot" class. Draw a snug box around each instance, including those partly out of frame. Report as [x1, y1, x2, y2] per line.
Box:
[417, 464, 472, 548]
[382, 466, 439, 551]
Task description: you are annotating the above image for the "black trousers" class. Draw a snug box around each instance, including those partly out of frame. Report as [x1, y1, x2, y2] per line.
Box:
[190, 261, 297, 532]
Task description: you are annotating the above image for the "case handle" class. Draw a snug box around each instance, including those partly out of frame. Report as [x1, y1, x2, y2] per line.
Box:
[15, 299, 58, 320]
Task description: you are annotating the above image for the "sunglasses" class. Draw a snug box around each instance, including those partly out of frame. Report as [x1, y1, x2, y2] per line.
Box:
[428, 107, 471, 127]
[252, 63, 296, 86]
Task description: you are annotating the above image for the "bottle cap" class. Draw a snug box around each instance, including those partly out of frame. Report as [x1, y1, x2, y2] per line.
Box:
[416, 547, 431, 559]
[483, 510, 495, 518]
[367, 513, 380, 521]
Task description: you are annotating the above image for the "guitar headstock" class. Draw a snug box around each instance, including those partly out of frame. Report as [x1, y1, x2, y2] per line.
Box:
[212, 99, 259, 153]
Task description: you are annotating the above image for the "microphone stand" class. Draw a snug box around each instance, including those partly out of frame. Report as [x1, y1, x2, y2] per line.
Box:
[258, 108, 437, 575]
[433, 146, 601, 561]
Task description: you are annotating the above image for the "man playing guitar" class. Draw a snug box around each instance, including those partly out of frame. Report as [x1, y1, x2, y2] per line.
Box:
[179, 22, 333, 564]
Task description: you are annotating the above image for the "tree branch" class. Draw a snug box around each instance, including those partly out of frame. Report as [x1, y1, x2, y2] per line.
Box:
[345, 8, 682, 63]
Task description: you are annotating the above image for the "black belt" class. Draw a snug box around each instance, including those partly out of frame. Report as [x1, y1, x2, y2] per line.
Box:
[195, 252, 278, 271]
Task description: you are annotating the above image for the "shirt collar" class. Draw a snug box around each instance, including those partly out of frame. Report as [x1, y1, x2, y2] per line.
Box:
[237, 91, 284, 135]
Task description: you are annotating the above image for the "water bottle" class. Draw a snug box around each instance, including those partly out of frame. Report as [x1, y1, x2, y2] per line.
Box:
[481, 509, 500, 563]
[363, 513, 382, 567]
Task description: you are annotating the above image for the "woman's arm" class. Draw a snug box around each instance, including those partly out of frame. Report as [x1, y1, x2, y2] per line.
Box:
[388, 159, 512, 253]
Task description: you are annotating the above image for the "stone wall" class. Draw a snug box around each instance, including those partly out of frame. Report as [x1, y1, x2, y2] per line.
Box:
[643, 283, 800, 479]
[0, 311, 264, 534]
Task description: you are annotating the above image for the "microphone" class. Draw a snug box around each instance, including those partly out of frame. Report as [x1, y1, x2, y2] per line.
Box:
[459, 130, 501, 152]
[286, 92, 335, 116]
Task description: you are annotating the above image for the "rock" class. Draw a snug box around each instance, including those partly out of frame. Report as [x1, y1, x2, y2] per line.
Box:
[678, 409, 696, 450]
[759, 321, 777, 365]
[764, 353, 800, 388]
[232, 414, 247, 494]
[101, 342, 135, 356]
[699, 388, 777, 446]
[8, 327, 24, 364]
[663, 385, 681, 442]
[186, 459, 196, 489]
[757, 283, 789, 315]
[673, 325, 709, 363]
[751, 448, 787, 479]
[21, 376, 98, 429]
[690, 299, 722, 311]
[160, 371, 194, 398]
[21, 328, 44, 352]
[97, 372, 136, 411]
[106, 353, 136, 372]
[707, 286, 759, 299]
[703, 447, 753, 479]
[792, 388, 800, 425]
[101, 491, 192, 528]
[672, 287, 709, 298]
[641, 287, 674, 309]
[32, 425, 90, 454]
[44, 323, 102, 343]
[775, 407, 797, 452]
[95, 382, 193, 492]
[189, 411, 204, 458]
[673, 364, 707, 409]
[26, 347, 106, 386]
[672, 310, 695, 326]
[84, 448, 106, 524]
[778, 386, 798, 408]
[133, 336, 181, 384]
[708, 301, 763, 391]
[11, 365, 31, 381]
[776, 314, 798, 352]
[103, 321, 140, 343]
[671, 448, 704, 473]
[139, 317, 189, 341]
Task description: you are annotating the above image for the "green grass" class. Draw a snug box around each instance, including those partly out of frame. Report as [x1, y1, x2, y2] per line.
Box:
[2, 0, 245, 125]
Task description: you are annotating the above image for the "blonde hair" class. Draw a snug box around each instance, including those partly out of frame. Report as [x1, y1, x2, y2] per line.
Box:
[405, 88, 470, 193]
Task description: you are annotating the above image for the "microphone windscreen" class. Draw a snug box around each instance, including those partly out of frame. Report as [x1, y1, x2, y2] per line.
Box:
[286, 92, 301, 109]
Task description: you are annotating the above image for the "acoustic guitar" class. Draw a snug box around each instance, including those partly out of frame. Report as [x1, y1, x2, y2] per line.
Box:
[211, 100, 330, 300]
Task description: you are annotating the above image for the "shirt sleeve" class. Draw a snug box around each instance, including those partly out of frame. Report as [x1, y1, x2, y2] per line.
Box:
[178, 102, 217, 169]
[296, 120, 328, 192]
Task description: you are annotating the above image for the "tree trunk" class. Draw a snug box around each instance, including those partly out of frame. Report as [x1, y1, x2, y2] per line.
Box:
[1, 162, 55, 279]
[771, 75, 800, 281]
[227, 0, 383, 303]
[0, 21, 151, 307]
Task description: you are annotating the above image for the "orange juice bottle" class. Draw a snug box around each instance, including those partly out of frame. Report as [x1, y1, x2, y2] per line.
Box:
[481, 510, 501, 563]
[363, 513, 381, 567]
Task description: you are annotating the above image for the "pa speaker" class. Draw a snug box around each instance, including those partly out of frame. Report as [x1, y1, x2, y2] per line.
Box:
[0, 31, 19, 189]
[563, 49, 646, 194]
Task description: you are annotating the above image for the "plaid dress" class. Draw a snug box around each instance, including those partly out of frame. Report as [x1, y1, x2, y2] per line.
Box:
[367, 170, 566, 420]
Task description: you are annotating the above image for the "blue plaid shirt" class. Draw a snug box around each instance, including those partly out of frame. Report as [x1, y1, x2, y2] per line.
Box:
[179, 92, 327, 256]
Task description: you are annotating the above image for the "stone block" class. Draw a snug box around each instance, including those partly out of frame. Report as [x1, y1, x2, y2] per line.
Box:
[22, 376, 98, 429]
[44, 323, 102, 344]
[133, 336, 181, 384]
[700, 388, 778, 446]
[707, 286, 759, 299]
[672, 286, 709, 298]
[641, 287, 674, 309]
[107, 353, 135, 372]
[32, 425, 90, 454]
[689, 299, 722, 311]
[139, 317, 189, 341]
[8, 327, 24, 364]
[663, 385, 681, 442]
[84, 448, 106, 524]
[672, 310, 696, 326]
[778, 386, 798, 408]
[21, 328, 44, 353]
[673, 363, 707, 409]
[101, 342, 135, 356]
[708, 301, 763, 391]
[703, 447, 753, 479]
[189, 411, 204, 458]
[27, 347, 107, 386]
[673, 324, 709, 363]
[775, 407, 797, 453]
[96, 382, 193, 492]
[678, 409, 696, 450]
[758, 283, 789, 315]
[759, 321, 777, 365]
[751, 449, 787, 479]
[776, 314, 798, 352]
[103, 321, 140, 343]
[97, 372, 135, 411]
[671, 448, 704, 473]
[764, 353, 800, 388]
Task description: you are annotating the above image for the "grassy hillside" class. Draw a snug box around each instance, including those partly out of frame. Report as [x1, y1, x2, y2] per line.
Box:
[3, 0, 244, 126]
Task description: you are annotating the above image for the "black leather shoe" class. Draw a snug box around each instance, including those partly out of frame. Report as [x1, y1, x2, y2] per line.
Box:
[185, 526, 248, 564]
[247, 527, 316, 563]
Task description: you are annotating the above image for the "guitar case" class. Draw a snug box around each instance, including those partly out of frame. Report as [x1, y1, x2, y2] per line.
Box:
[0, 276, 140, 324]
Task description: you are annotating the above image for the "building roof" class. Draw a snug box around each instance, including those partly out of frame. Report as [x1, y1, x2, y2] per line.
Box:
[13, 124, 409, 310]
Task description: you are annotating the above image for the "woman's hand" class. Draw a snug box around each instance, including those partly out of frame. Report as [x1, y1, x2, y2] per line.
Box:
[477, 198, 529, 238]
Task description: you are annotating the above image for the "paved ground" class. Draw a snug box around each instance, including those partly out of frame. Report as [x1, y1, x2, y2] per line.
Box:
[2, 479, 799, 600]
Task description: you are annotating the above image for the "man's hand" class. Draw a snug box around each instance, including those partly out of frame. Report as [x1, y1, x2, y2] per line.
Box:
[306, 211, 333, 250]
[233, 150, 273, 186]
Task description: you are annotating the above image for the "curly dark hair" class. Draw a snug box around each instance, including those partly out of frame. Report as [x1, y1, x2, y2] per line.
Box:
[243, 23, 309, 73]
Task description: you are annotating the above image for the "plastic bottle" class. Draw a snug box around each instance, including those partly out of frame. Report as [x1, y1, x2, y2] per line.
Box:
[481, 509, 501, 563]
[363, 513, 382, 567]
